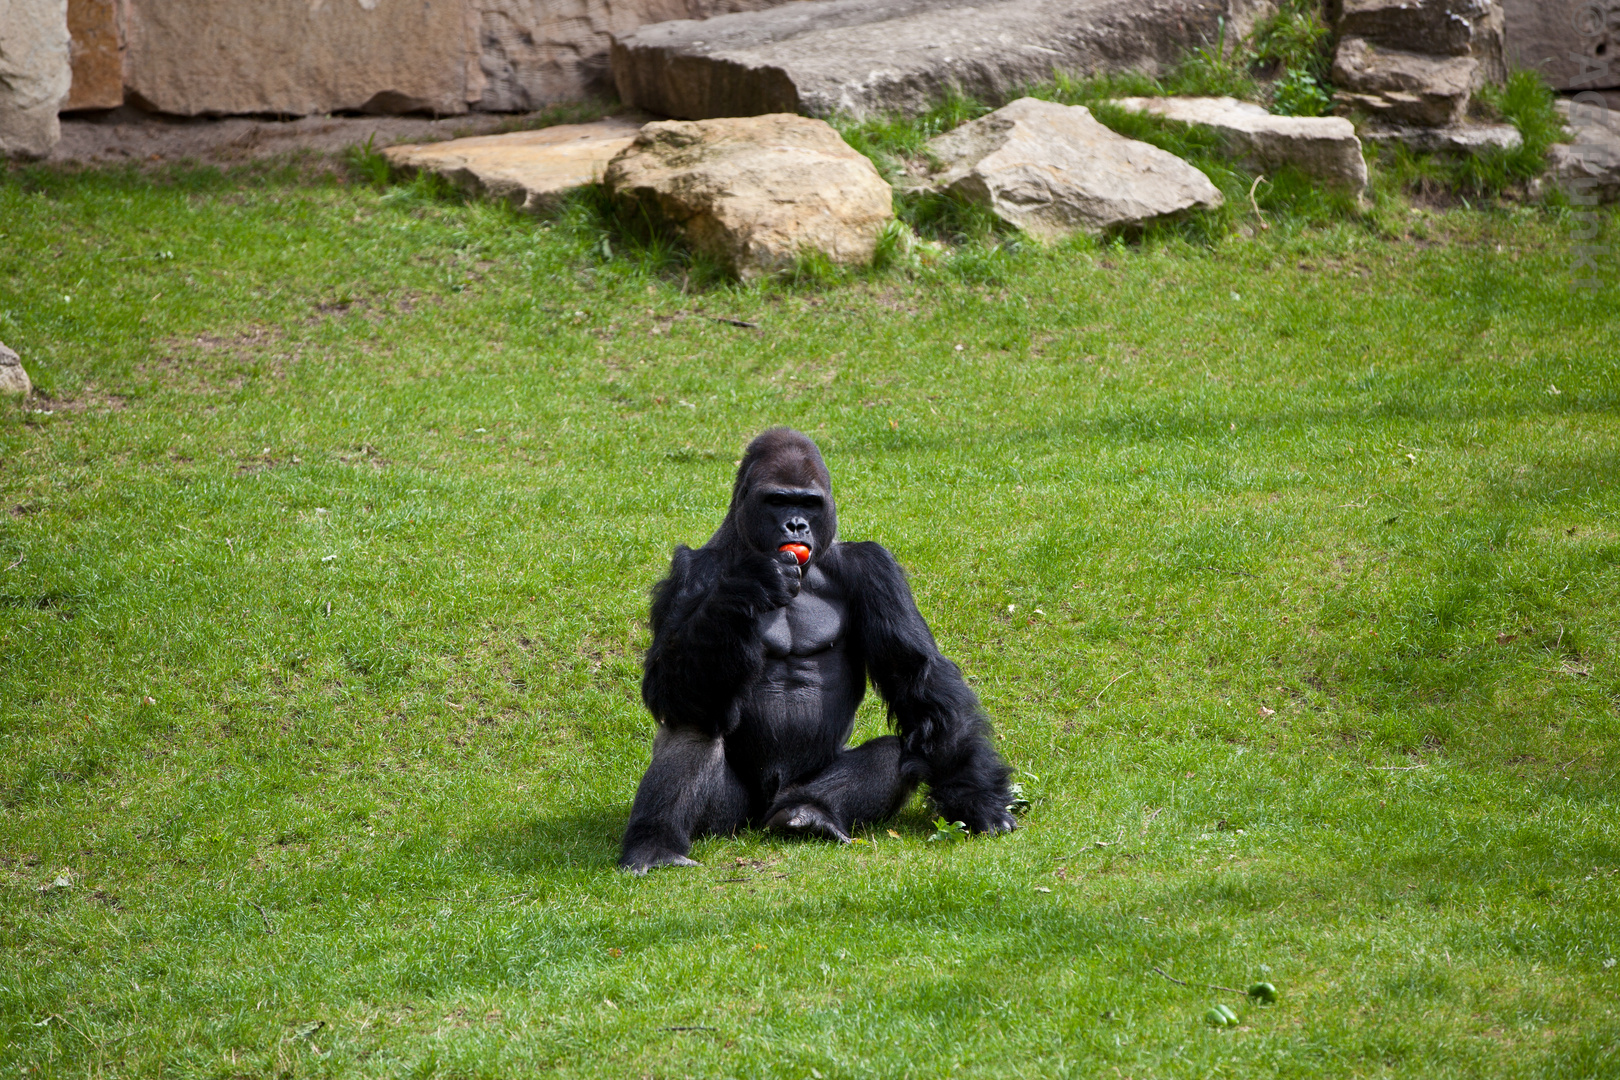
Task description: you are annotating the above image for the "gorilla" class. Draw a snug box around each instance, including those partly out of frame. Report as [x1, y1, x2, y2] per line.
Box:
[620, 427, 1015, 873]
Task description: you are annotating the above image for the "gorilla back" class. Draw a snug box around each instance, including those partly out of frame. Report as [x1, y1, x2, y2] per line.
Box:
[620, 427, 1014, 873]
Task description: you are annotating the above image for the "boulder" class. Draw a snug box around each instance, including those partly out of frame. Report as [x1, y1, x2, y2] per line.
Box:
[603, 113, 894, 278]
[0, 341, 31, 399]
[1361, 121, 1521, 154]
[1544, 98, 1620, 204]
[611, 0, 1274, 121]
[1504, 0, 1620, 92]
[1111, 96, 1368, 191]
[474, 0, 798, 111]
[66, 0, 122, 111]
[923, 97, 1223, 238]
[384, 119, 641, 212]
[123, 0, 477, 117]
[0, 0, 71, 158]
[1332, 36, 1476, 127]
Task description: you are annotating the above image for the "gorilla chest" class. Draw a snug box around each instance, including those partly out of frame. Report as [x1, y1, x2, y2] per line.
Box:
[757, 587, 846, 659]
[743, 580, 859, 749]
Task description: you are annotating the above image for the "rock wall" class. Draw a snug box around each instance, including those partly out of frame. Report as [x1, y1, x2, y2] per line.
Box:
[0, 0, 72, 157]
[66, 0, 122, 110]
[475, 0, 796, 111]
[1503, 0, 1620, 91]
[123, 0, 481, 116]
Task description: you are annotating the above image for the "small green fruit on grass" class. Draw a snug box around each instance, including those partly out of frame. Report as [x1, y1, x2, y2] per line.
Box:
[1247, 982, 1278, 1004]
[1205, 1004, 1239, 1027]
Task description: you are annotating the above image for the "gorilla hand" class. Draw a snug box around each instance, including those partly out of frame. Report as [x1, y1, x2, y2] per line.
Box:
[737, 547, 802, 608]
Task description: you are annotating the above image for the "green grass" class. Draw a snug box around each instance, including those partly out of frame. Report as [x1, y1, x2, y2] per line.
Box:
[3, 149, 1619, 1079]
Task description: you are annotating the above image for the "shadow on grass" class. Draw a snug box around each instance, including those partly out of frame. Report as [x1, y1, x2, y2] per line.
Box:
[466, 806, 628, 875]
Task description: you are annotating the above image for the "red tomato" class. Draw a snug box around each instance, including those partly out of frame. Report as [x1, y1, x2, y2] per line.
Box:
[779, 543, 811, 565]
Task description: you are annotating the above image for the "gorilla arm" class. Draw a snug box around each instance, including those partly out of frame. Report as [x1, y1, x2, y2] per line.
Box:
[834, 542, 1016, 834]
[641, 545, 798, 737]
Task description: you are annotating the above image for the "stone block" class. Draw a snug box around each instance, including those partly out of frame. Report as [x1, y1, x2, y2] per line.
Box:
[611, 0, 1273, 121]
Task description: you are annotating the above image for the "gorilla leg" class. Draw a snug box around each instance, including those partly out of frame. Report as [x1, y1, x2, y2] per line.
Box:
[620, 726, 750, 873]
[765, 735, 917, 843]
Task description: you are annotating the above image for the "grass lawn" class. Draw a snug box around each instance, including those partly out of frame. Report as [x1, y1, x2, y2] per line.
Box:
[2, 144, 1618, 1078]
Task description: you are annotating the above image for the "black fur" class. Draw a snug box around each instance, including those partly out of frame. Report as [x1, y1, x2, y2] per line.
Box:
[620, 428, 1014, 873]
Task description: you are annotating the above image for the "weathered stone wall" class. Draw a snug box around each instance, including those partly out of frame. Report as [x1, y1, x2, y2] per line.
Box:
[1503, 0, 1620, 91]
[123, 0, 481, 116]
[0, 0, 72, 156]
[475, 0, 797, 112]
[66, 0, 122, 109]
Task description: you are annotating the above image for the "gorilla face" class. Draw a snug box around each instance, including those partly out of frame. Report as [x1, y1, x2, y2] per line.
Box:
[745, 484, 830, 558]
[721, 428, 838, 563]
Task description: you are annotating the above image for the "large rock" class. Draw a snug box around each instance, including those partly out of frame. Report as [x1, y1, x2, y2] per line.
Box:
[0, 0, 71, 158]
[384, 118, 641, 212]
[0, 341, 31, 399]
[1332, 36, 1476, 127]
[611, 0, 1273, 121]
[123, 0, 477, 117]
[66, 0, 121, 110]
[1111, 96, 1368, 191]
[603, 113, 894, 278]
[1504, 0, 1620, 92]
[923, 97, 1223, 238]
[1544, 98, 1620, 204]
[1331, 0, 1504, 81]
[474, 0, 797, 111]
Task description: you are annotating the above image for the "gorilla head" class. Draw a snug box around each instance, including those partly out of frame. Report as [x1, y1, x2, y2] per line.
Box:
[711, 428, 838, 564]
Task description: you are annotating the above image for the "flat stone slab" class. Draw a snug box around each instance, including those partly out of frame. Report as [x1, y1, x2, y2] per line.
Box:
[383, 119, 643, 213]
[1361, 122, 1522, 155]
[923, 97, 1223, 237]
[611, 0, 1271, 120]
[1111, 96, 1368, 192]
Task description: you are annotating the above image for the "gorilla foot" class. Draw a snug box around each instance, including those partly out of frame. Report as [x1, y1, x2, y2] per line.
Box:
[766, 804, 852, 844]
[619, 849, 701, 875]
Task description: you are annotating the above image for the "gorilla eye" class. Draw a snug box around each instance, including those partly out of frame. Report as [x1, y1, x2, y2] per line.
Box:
[764, 491, 823, 507]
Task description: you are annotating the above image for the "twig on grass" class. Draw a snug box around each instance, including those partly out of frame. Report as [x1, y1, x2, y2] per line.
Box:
[249, 901, 276, 935]
[709, 316, 760, 329]
[1368, 763, 1428, 771]
[1248, 176, 1270, 230]
[1150, 966, 1245, 996]
[1091, 670, 1133, 708]
[664, 1025, 719, 1033]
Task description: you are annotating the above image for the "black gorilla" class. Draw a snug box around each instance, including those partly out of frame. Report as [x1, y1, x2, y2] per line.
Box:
[620, 427, 1015, 873]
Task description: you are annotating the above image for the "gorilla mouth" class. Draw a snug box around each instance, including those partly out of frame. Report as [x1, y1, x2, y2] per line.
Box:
[779, 543, 812, 565]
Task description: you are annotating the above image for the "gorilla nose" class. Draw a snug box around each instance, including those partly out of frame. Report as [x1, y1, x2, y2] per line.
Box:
[786, 518, 810, 537]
